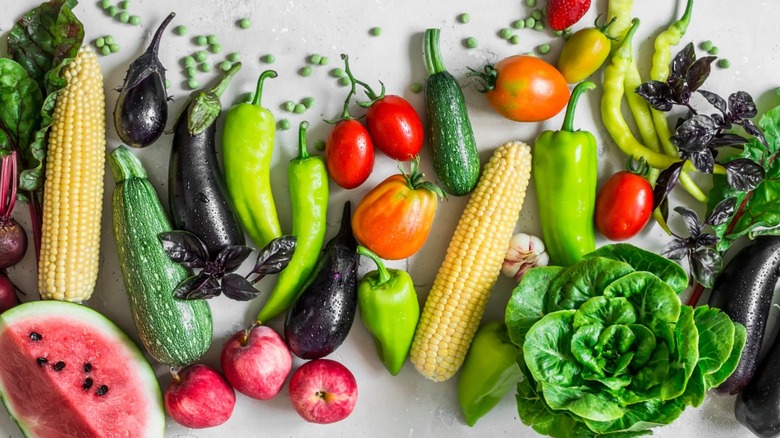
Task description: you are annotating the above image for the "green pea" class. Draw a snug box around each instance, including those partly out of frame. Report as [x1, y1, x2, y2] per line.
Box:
[174, 25, 187, 36]
[531, 10, 542, 20]
[301, 97, 315, 108]
[105, 35, 116, 45]
[101, 45, 111, 56]
[183, 56, 196, 67]
[165, 79, 171, 89]
[525, 17, 536, 28]
[283, 101, 296, 112]
[209, 44, 222, 54]
[700, 40, 714, 51]
[293, 104, 306, 114]
[262, 54, 276, 63]
[185, 66, 197, 78]
[309, 54, 322, 64]
[410, 82, 423, 93]
[512, 19, 525, 29]
[195, 51, 208, 62]
[369, 27, 382, 36]
[533, 21, 544, 31]
[457, 13, 470, 24]
[537, 44, 550, 54]
[118, 11, 130, 23]
[241, 92, 253, 103]
[338, 76, 351, 86]
[195, 35, 207, 46]
[708, 46, 719, 55]
[330, 68, 344, 77]
[238, 18, 251, 29]
[207, 35, 218, 45]
[129, 15, 140, 26]
[227, 52, 240, 63]
[463, 37, 478, 49]
[553, 30, 563, 37]
[100, 0, 111, 9]
[314, 140, 326, 151]
[299, 66, 313, 77]
[525, 0, 537, 7]
[278, 119, 291, 130]
[509, 35, 520, 45]
[499, 28, 513, 39]
[199, 62, 212, 73]
[107, 5, 119, 16]
[109, 44, 120, 53]
[319, 56, 329, 65]
[187, 79, 200, 90]
[717, 58, 731, 69]
[118, 0, 129, 9]
[95, 37, 106, 48]
[218, 61, 232, 71]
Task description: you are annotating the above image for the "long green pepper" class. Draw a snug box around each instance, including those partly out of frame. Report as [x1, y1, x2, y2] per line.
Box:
[257, 121, 329, 322]
[534, 81, 597, 267]
[222, 70, 283, 249]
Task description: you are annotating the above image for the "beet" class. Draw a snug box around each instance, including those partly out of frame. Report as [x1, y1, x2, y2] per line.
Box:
[0, 218, 27, 269]
[0, 273, 19, 313]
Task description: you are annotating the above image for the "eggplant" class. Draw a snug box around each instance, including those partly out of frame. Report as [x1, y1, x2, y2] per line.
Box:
[168, 63, 244, 256]
[736, 332, 780, 437]
[285, 201, 358, 359]
[708, 236, 780, 395]
[114, 12, 176, 148]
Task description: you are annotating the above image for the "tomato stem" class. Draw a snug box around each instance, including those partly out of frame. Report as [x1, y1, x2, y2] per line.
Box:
[325, 54, 361, 123]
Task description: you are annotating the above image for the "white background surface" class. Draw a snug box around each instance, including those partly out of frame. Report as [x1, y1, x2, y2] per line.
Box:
[2, 0, 780, 437]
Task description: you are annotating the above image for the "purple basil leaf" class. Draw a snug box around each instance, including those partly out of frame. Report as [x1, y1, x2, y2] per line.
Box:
[653, 162, 683, 210]
[687, 149, 715, 174]
[173, 274, 221, 300]
[672, 114, 718, 153]
[711, 113, 727, 128]
[709, 133, 747, 148]
[705, 197, 738, 226]
[158, 230, 209, 268]
[216, 245, 254, 273]
[671, 42, 696, 81]
[698, 90, 728, 115]
[729, 91, 758, 119]
[250, 235, 297, 276]
[674, 206, 703, 237]
[738, 120, 766, 145]
[691, 247, 722, 288]
[697, 233, 720, 248]
[221, 273, 260, 301]
[669, 77, 691, 105]
[686, 56, 716, 93]
[662, 239, 690, 261]
[636, 81, 674, 112]
[723, 158, 765, 192]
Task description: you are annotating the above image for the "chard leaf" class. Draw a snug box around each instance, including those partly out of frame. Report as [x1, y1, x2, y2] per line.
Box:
[583, 244, 688, 293]
[506, 266, 565, 346]
[523, 310, 581, 387]
[0, 59, 43, 153]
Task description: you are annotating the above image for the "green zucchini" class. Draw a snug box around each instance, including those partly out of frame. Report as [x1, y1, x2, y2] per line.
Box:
[109, 146, 212, 367]
[423, 28, 480, 196]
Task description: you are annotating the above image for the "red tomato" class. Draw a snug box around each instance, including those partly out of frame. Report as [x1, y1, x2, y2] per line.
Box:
[352, 171, 439, 260]
[595, 171, 653, 241]
[365, 95, 424, 161]
[325, 119, 375, 189]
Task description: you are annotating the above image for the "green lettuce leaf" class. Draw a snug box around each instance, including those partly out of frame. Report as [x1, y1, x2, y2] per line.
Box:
[0, 59, 43, 153]
[506, 266, 564, 346]
[523, 310, 581, 387]
[692, 306, 736, 374]
[660, 305, 698, 401]
[546, 257, 634, 312]
[573, 297, 638, 329]
[584, 399, 685, 435]
[584, 244, 688, 293]
[705, 322, 747, 388]
[602, 272, 681, 328]
[542, 382, 625, 422]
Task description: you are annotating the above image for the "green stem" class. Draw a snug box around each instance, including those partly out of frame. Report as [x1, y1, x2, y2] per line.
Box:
[423, 28, 446, 75]
[297, 121, 310, 159]
[251, 70, 278, 107]
[561, 81, 597, 132]
[331, 54, 358, 121]
[209, 62, 242, 98]
[357, 245, 392, 285]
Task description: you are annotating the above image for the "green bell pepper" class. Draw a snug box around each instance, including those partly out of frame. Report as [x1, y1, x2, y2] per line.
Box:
[533, 81, 598, 266]
[457, 321, 522, 427]
[257, 121, 329, 322]
[357, 246, 419, 376]
[222, 70, 282, 249]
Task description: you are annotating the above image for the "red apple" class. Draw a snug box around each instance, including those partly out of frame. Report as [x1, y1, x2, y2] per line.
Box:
[165, 364, 236, 429]
[221, 324, 292, 400]
[288, 359, 358, 424]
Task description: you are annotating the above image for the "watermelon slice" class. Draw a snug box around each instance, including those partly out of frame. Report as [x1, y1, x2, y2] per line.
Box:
[0, 301, 165, 438]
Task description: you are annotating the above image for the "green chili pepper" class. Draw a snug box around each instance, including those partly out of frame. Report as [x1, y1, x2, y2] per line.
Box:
[257, 121, 329, 323]
[606, 0, 634, 49]
[534, 81, 597, 267]
[356, 246, 419, 376]
[222, 70, 283, 249]
[457, 321, 522, 427]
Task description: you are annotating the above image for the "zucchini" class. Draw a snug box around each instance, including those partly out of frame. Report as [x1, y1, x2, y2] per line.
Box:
[109, 146, 213, 367]
[423, 28, 480, 196]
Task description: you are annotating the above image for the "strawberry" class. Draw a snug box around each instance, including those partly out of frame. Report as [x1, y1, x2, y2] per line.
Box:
[546, 0, 591, 31]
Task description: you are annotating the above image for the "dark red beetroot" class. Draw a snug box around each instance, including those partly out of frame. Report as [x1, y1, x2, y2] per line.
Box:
[0, 273, 19, 313]
[0, 152, 27, 269]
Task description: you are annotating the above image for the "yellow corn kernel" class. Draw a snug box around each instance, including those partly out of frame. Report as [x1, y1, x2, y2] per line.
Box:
[39, 46, 106, 302]
[410, 141, 532, 382]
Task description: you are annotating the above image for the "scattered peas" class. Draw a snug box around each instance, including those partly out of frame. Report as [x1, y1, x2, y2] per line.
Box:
[240, 92, 253, 103]
[129, 15, 140, 26]
[533, 21, 544, 31]
[537, 44, 551, 54]
[183, 56, 196, 67]
[100, 45, 111, 56]
[457, 13, 470, 24]
[218, 61, 232, 71]
[369, 27, 382, 37]
[227, 52, 240, 63]
[301, 97, 315, 108]
[512, 19, 525, 29]
[553, 30, 563, 37]
[509, 35, 520, 45]
[109, 44, 120, 53]
[238, 18, 251, 29]
[563, 30, 573, 40]
[299, 66, 313, 77]
[185, 66, 197, 78]
[338, 76, 351, 86]
[199, 62, 212, 73]
[314, 140, 326, 151]
[708, 46, 719, 55]
[187, 78, 200, 90]
[700, 40, 714, 51]
[525, 17, 536, 28]
[293, 104, 306, 114]
[105, 35, 116, 45]
[531, 10, 543, 20]
[165, 79, 171, 89]
[330, 68, 344, 78]
[100, 0, 111, 9]
[499, 28, 513, 39]
[463, 37, 478, 49]
[717, 58, 731, 69]
[319, 56, 329, 65]
[209, 44, 222, 54]
[308, 54, 321, 65]
[526, 0, 537, 6]
[174, 25, 188, 36]
[261, 54, 276, 63]
[207, 35, 218, 45]
[95, 37, 106, 48]
[118, 11, 130, 23]
[118, 0, 129, 9]
[195, 51, 208, 62]
[107, 5, 119, 16]
[283, 101, 296, 112]
[278, 119, 291, 130]
[195, 35, 208, 46]
[410, 82, 423, 93]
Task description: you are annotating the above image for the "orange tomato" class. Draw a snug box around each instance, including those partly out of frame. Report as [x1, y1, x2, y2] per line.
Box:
[483, 55, 570, 122]
[352, 170, 440, 260]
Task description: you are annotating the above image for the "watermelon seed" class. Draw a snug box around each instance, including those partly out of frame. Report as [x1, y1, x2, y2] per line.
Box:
[53, 361, 66, 371]
[36, 357, 48, 367]
[29, 332, 42, 341]
[83, 377, 94, 391]
[84, 363, 93, 373]
[96, 385, 109, 396]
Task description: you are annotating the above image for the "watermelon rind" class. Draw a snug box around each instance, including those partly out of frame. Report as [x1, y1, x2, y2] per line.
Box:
[0, 301, 165, 438]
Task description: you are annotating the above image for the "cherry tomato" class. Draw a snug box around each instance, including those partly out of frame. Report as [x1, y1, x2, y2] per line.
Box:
[352, 167, 440, 260]
[325, 119, 375, 189]
[365, 95, 424, 161]
[595, 171, 653, 241]
[557, 25, 612, 83]
[481, 55, 569, 122]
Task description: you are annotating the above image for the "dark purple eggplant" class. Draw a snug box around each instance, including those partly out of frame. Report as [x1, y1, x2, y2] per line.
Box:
[708, 236, 780, 395]
[736, 331, 780, 437]
[114, 12, 176, 148]
[285, 201, 358, 360]
[169, 63, 244, 256]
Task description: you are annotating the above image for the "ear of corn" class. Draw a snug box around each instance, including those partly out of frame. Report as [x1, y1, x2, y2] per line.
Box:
[410, 141, 532, 382]
[39, 46, 106, 302]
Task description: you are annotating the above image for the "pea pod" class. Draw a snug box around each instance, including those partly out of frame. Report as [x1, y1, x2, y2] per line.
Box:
[257, 121, 328, 322]
[357, 246, 419, 376]
[534, 81, 597, 266]
[222, 70, 282, 249]
[457, 321, 522, 427]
